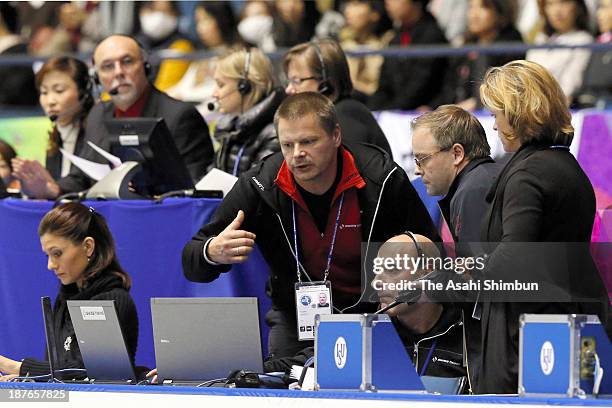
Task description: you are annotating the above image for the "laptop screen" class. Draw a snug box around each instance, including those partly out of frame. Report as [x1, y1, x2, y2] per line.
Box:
[67, 300, 135, 382]
[41, 296, 59, 381]
[151, 297, 263, 384]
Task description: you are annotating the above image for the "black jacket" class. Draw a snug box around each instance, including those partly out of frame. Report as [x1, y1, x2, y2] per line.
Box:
[476, 143, 611, 394]
[438, 157, 502, 247]
[0, 42, 37, 106]
[19, 273, 138, 378]
[214, 88, 285, 176]
[57, 87, 214, 193]
[45, 127, 87, 181]
[263, 305, 466, 381]
[183, 143, 439, 312]
[367, 12, 447, 111]
[395, 305, 465, 379]
[335, 97, 393, 158]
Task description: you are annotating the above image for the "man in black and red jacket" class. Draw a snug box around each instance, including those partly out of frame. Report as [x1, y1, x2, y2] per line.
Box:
[182, 93, 439, 359]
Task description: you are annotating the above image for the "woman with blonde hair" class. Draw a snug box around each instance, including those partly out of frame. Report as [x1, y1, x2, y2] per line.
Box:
[210, 47, 285, 176]
[470, 59, 610, 393]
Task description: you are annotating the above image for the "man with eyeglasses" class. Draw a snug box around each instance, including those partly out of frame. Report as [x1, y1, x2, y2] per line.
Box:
[411, 105, 501, 391]
[412, 105, 501, 246]
[17, 34, 214, 199]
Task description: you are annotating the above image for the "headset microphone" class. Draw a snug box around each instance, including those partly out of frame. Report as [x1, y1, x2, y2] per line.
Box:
[108, 87, 120, 96]
[207, 100, 218, 112]
[207, 89, 240, 111]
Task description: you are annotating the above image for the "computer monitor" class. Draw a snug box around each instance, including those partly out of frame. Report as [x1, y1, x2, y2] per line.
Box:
[105, 118, 194, 197]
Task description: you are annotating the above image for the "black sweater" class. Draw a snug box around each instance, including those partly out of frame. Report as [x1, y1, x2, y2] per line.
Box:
[19, 273, 138, 378]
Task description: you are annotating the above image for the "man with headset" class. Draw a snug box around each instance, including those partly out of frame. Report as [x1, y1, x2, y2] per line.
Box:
[264, 233, 467, 391]
[183, 92, 438, 358]
[17, 34, 214, 199]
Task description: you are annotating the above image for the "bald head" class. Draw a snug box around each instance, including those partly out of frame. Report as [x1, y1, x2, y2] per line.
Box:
[377, 233, 440, 262]
[93, 35, 149, 110]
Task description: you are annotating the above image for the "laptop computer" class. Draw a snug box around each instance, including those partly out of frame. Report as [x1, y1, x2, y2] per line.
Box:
[66, 300, 136, 383]
[151, 297, 263, 385]
[41, 296, 60, 381]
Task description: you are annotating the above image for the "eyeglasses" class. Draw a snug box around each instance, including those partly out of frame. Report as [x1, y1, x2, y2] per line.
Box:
[285, 76, 321, 87]
[414, 147, 450, 168]
[97, 56, 142, 75]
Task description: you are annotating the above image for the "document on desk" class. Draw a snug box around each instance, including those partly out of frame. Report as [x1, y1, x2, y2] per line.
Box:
[195, 168, 238, 196]
[289, 365, 314, 391]
[87, 141, 122, 168]
[60, 148, 111, 181]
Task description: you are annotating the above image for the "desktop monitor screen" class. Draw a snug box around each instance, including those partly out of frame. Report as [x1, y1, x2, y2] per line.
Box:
[105, 118, 194, 197]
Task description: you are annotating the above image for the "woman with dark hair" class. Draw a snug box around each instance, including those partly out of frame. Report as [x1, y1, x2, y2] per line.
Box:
[167, 1, 239, 107]
[0, 139, 18, 190]
[527, 0, 593, 101]
[0, 203, 138, 381]
[441, 0, 524, 110]
[283, 39, 392, 157]
[11, 56, 94, 194]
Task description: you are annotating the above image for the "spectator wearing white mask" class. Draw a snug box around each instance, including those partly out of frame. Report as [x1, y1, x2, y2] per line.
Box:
[135, 0, 194, 92]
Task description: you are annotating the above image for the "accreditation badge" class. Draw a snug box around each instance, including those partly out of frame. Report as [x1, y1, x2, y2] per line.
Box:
[294, 281, 332, 341]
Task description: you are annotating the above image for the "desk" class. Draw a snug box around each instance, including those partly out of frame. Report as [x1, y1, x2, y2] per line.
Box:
[0, 382, 611, 407]
[0, 198, 271, 369]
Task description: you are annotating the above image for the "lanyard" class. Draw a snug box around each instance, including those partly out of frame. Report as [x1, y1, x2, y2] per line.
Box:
[292, 192, 344, 283]
[232, 144, 248, 176]
[420, 339, 438, 376]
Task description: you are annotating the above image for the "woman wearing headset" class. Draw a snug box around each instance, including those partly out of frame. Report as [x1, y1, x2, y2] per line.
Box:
[210, 47, 285, 176]
[283, 39, 392, 157]
[12, 56, 94, 190]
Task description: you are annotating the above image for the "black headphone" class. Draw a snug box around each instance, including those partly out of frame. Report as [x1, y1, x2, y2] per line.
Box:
[311, 41, 333, 96]
[237, 48, 252, 96]
[402, 231, 425, 258]
[91, 36, 152, 86]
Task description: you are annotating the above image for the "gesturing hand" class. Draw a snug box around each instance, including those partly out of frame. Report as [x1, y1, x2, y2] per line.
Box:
[207, 210, 256, 264]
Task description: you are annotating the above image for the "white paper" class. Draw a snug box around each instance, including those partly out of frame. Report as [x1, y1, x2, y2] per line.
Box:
[289, 366, 314, 391]
[87, 141, 122, 168]
[195, 168, 238, 196]
[60, 148, 111, 181]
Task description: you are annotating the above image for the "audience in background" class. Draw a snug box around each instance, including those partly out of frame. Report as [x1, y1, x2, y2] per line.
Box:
[441, 0, 524, 111]
[339, 0, 394, 98]
[237, 0, 274, 49]
[284, 39, 393, 156]
[429, 0, 469, 44]
[168, 1, 240, 107]
[0, 3, 37, 107]
[135, 1, 194, 92]
[15, 1, 62, 41]
[575, 0, 612, 108]
[527, 0, 593, 103]
[211, 48, 285, 176]
[78, 2, 139, 53]
[367, 0, 448, 111]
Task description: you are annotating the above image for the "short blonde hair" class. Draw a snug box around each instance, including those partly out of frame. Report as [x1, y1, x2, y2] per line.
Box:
[480, 60, 573, 146]
[216, 47, 274, 111]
